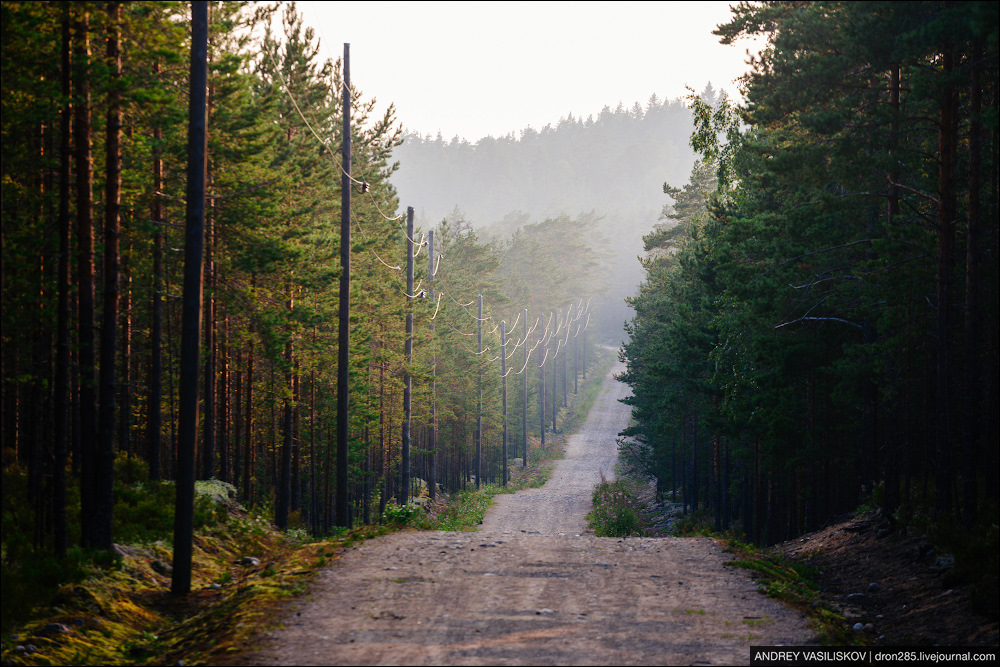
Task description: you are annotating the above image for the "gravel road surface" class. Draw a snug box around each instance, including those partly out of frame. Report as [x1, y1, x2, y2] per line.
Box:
[234, 362, 815, 665]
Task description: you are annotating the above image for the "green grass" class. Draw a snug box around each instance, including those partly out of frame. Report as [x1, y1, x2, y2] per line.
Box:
[723, 539, 862, 646]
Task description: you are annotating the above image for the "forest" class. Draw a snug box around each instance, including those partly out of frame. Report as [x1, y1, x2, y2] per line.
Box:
[390, 94, 701, 343]
[618, 0, 998, 568]
[1, 0, 998, 650]
[1, 0, 606, 603]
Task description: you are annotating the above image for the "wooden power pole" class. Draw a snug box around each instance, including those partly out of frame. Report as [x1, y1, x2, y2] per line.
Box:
[501, 320, 508, 486]
[428, 230, 436, 500]
[522, 308, 528, 467]
[476, 294, 482, 488]
[401, 206, 413, 504]
[335, 43, 351, 527]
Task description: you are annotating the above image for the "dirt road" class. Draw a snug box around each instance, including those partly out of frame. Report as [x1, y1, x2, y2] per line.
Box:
[237, 362, 815, 665]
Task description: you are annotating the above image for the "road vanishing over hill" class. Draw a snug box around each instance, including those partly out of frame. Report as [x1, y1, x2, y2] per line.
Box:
[234, 361, 815, 665]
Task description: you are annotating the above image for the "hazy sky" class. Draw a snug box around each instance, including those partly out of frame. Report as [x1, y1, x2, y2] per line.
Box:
[294, 1, 762, 142]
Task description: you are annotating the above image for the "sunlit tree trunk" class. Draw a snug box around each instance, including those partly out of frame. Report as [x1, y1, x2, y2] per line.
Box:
[74, 6, 98, 548]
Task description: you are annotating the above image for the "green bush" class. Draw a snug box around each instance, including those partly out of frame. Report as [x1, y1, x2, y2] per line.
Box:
[381, 502, 422, 525]
[588, 479, 645, 537]
[112, 454, 226, 546]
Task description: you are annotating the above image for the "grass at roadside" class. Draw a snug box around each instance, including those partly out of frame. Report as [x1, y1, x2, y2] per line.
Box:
[0, 495, 396, 666]
[723, 540, 862, 646]
[405, 345, 617, 533]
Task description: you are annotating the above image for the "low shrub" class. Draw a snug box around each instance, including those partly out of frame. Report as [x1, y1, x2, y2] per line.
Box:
[381, 502, 422, 526]
[588, 477, 645, 537]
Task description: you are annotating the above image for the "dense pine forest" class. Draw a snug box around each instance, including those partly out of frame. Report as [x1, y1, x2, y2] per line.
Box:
[619, 0, 998, 569]
[1, 0, 605, 609]
[1, 0, 998, 652]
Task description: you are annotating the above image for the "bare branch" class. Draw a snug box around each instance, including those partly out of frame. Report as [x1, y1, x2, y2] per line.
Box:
[887, 178, 940, 205]
[774, 316, 863, 330]
[751, 239, 875, 285]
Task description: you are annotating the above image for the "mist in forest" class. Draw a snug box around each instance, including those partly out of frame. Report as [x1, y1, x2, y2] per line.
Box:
[390, 88, 713, 344]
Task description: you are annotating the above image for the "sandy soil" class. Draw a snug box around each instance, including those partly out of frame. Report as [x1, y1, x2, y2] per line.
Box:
[233, 362, 816, 665]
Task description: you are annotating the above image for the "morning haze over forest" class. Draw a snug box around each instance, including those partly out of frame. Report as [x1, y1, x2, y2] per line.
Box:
[391, 88, 711, 341]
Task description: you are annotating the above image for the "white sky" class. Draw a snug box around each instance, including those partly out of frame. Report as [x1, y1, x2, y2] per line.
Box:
[294, 1, 762, 142]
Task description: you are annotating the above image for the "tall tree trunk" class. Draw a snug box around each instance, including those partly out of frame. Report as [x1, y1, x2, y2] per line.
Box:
[934, 43, 957, 517]
[276, 287, 293, 530]
[94, 0, 123, 551]
[202, 50, 216, 482]
[243, 337, 254, 503]
[310, 335, 318, 536]
[962, 42, 983, 528]
[219, 315, 229, 482]
[53, 0, 73, 559]
[233, 349, 243, 489]
[713, 426, 721, 532]
[883, 63, 901, 520]
[690, 406, 698, 511]
[74, 6, 98, 548]
[292, 355, 301, 513]
[202, 182, 215, 480]
[120, 228, 132, 459]
[147, 110, 163, 481]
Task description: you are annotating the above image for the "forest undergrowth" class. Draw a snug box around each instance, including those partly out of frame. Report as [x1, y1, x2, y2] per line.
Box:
[0, 348, 615, 666]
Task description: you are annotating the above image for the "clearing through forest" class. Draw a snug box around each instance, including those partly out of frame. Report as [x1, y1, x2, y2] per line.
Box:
[233, 361, 815, 665]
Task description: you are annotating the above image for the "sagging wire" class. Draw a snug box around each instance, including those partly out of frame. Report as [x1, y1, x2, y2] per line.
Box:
[371, 249, 402, 271]
[265, 42, 406, 245]
[366, 190, 406, 221]
[447, 323, 477, 337]
[353, 219, 402, 271]
[429, 292, 443, 320]
[404, 229, 428, 248]
[512, 339, 540, 375]
[432, 251, 443, 278]
[505, 335, 526, 360]
[546, 338, 564, 363]
[446, 292, 477, 309]
[506, 311, 522, 335]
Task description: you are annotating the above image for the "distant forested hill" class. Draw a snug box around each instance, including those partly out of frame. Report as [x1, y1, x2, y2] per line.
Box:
[389, 90, 708, 342]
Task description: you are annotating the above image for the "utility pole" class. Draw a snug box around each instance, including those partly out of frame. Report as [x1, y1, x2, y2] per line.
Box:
[400, 206, 413, 504]
[552, 325, 557, 433]
[428, 230, 436, 501]
[563, 305, 568, 408]
[573, 321, 579, 394]
[501, 320, 508, 486]
[172, 0, 208, 595]
[522, 308, 528, 467]
[476, 294, 483, 488]
[335, 43, 351, 527]
[539, 323, 546, 448]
